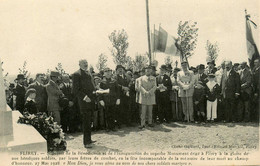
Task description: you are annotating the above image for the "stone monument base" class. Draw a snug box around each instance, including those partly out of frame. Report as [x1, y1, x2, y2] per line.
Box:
[0, 111, 47, 153]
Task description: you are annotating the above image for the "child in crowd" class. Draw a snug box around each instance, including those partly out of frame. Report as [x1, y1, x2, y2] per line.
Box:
[205, 74, 221, 122]
[193, 81, 206, 123]
[24, 88, 38, 114]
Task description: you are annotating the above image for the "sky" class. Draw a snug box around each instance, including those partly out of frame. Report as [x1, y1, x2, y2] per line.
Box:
[0, 0, 259, 77]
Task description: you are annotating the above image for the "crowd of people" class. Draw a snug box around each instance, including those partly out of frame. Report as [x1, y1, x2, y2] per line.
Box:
[4, 57, 260, 148]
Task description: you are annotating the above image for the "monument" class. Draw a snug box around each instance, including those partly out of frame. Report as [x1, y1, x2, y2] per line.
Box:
[0, 59, 13, 148]
[0, 58, 47, 153]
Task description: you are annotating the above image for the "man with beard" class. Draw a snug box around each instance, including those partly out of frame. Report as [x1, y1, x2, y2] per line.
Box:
[72, 59, 96, 148]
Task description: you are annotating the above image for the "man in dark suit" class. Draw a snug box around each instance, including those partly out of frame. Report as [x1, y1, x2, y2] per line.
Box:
[197, 64, 208, 85]
[99, 68, 120, 131]
[156, 65, 172, 123]
[13, 74, 26, 113]
[252, 59, 260, 122]
[237, 62, 252, 122]
[60, 74, 75, 133]
[28, 73, 48, 113]
[220, 61, 240, 122]
[115, 65, 131, 127]
[72, 59, 96, 148]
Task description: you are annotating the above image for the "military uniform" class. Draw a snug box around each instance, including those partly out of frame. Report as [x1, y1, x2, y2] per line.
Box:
[177, 69, 195, 122]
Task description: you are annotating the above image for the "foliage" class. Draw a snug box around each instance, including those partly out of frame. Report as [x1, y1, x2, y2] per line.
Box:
[96, 53, 108, 72]
[18, 61, 30, 78]
[125, 56, 133, 70]
[164, 55, 173, 66]
[205, 40, 219, 61]
[55, 63, 66, 75]
[108, 29, 129, 66]
[176, 21, 199, 59]
[18, 112, 67, 152]
[132, 53, 149, 71]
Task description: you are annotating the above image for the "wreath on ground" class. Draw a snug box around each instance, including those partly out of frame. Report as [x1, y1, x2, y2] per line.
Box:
[17, 112, 67, 152]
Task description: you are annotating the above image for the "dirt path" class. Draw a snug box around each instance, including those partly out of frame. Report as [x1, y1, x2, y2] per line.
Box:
[63, 122, 259, 153]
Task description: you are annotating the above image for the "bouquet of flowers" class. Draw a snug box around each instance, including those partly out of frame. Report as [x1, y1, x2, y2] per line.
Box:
[18, 112, 67, 152]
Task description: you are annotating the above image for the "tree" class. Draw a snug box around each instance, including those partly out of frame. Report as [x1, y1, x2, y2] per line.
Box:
[18, 61, 30, 78]
[125, 56, 133, 70]
[96, 53, 108, 71]
[164, 55, 173, 66]
[205, 40, 219, 61]
[108, 29, 129, 66]
[176, 21, 199, 61]
[55, 63, 66, 75]
[132, 53, 149, 71]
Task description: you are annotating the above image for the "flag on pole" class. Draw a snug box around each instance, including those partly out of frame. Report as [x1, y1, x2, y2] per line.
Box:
[151, 26, 178, 55]
[245, 13, 259, 69]
[151, 29, 159, 61]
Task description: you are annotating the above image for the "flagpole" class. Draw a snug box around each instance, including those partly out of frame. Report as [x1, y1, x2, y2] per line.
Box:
[146, 0, 152, 65]
[153, 24, 156, 61]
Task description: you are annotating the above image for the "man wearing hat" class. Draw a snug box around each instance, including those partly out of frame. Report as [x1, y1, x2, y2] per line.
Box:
[205, 57, 217, 75]
[156, 64, 172, 123]
[136, 65, 157, 128]
[13, 74, 26, 113]
[72, 59, 96, 148]
[196, 64, 208, 85]
[28, 73, 48, 113]
[115, 64, 131, 126]
[46, 71, 64, 125]
[177, 60, 195, 122]
[99, 67, 120, 131]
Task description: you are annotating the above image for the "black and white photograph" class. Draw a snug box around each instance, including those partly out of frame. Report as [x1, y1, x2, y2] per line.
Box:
[0, 0, 259, 165]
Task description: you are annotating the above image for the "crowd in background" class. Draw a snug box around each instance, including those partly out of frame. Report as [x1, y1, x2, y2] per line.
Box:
[5, 58, 260, 135]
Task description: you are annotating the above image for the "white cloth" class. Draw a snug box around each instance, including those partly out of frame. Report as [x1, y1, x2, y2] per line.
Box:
[26, 96, 35, 102]
[206, 81, 217, 92]
[207, 99, 217, 120]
